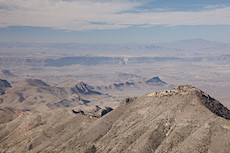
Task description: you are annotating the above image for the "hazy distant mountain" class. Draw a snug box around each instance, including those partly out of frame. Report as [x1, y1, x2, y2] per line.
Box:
[159, 39, 228, 50]
[100, 76, 167, 89]
[0, 70, 15, 79]
[1, 39, 230, 68]
[58, 80, 102, 96]
[0, 85, 229, 152]
[145, 76, 167, 85]
[96, 76, 172, 97]
[44, 56, 118, 67]
[1, 40, 230, 57]
[116, 73, 142, 82]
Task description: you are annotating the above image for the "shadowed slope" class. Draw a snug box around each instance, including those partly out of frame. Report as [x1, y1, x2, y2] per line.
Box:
[0, 79, 11, 95]
[58, 80, 102, 96]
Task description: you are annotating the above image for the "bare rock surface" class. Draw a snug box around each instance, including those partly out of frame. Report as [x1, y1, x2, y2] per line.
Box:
[0, 85, 229, 153]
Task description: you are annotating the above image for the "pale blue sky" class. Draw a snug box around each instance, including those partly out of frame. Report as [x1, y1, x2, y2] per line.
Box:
[0, 0, 230, 43]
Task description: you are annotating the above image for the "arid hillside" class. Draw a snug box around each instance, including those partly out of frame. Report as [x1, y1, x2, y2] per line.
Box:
[0, 85, 229, 153]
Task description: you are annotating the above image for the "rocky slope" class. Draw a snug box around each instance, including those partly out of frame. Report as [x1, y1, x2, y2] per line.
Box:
[0, 79, 11, 95]
[0, 79, 69, 111]
[0, 79, 117, 112]
[0, 85, 229, 153]
[58, 80, 102, 96]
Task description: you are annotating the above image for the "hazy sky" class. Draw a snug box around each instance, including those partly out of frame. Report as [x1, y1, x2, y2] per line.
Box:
[0, 0, 230, 43]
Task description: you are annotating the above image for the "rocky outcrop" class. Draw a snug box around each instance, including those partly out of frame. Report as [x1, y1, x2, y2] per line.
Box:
[72, 105, 113, 118]
[0, 79, 11, 95]
[0, 79, 11, 88]
[147, 85, 230, 120]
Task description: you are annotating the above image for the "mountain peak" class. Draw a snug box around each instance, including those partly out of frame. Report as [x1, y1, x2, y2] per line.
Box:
[72, 81, 101, 95]
[145, 76, 166, 85]
[24, 79, 49, 87]
[147, 85, 230, 120]
[147, 85, 198, 97]
[77, 81, 87, 86]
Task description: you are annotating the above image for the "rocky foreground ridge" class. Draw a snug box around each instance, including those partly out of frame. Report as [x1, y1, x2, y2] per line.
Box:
[147, 85, 230, 120]
[0, 85, 229, 153]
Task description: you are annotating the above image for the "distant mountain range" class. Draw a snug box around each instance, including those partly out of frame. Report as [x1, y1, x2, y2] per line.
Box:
[1, 39, 230, 68]
[0, 75, 170, 111]
[1, 55, 229, 68]
[96, 76, 168, 91]
[0, 75, 171, 124]
[1, 39, 230, 56]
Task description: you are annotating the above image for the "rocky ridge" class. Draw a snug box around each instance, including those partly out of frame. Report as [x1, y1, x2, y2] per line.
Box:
[1, 85, 229, 153]
[147, 85, 230, 120]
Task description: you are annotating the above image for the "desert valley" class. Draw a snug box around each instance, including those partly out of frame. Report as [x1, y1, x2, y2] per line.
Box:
[0, 40, 230, 152]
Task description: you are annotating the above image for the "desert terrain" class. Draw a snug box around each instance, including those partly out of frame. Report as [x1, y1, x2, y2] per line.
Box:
[0, 39, 230, 152]
[0, 39, 230, 107]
